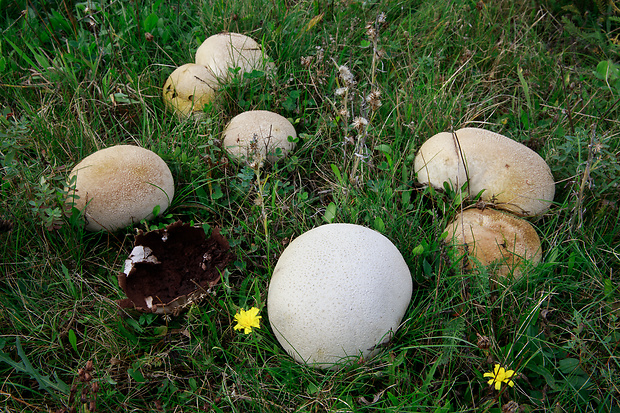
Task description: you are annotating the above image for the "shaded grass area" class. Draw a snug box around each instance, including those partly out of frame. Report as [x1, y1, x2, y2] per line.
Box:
[1, 0, 619, 411]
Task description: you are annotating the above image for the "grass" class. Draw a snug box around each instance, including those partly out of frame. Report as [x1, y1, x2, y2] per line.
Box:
[1, 0, 620, 411]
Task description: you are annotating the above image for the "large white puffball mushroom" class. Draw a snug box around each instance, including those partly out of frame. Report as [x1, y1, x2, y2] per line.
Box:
[267, 224, 412, 369]
[162, 63, 218, 117]
[67, 145, 174, 232]
[414, 127, 555, 216]
[195, 32, 275, 81]
[444, 208, 542, 279]
[222, 110, 296, 166]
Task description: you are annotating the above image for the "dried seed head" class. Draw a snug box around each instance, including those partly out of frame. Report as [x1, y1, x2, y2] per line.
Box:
[377, 12, 387, 25]
[366, 24, 377, 41]
[335, 87, 348, 97]
[85, 360, 94, 372]
[366, 90, 382, 111]
[338, 65, 356, 87]
[351, 117, 368, 133]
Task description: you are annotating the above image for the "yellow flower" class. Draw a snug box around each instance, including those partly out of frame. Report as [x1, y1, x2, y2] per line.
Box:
[483, 364, 515, 391]
[233, 307, 261, 334]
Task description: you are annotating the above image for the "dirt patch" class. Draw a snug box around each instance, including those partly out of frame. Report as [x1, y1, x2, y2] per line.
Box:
[117, 221, 233, 314]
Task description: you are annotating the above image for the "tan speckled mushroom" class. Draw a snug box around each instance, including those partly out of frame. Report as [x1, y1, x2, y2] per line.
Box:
[414, 127, 555, 216]
[267, 223, 412, 369]
[222, 110, 296, 166]
[195, 32, 275, 81]
[162, 63, 219, 118]
[444, 208, 542, 279]
[67, 145, 174, 232]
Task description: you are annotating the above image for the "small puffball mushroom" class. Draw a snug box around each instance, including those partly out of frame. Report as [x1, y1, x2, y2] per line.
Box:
[162, 63, 218, 117]
[195, 32, 275, 81]
[414, 127, 555, 216]
[444, 208, 542, 279]
[222, 110, 296, 166]
[67, 145, 174, 232]
[267, 223, 412, 369]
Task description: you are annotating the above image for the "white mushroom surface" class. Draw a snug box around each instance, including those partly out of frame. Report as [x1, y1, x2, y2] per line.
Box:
[162, 63, 218, 117]
[195, 32, 275, 81]
[67, 145, 174, 232]
[414, 127, 555, 216]
[267, 223, 412, 369]
[222, 110, 296, 165]
[444, 208, 542, 279]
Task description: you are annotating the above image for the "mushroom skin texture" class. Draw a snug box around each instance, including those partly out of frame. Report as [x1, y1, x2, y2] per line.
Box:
[67, 145, 174, 232]
[162, 63, 218, 117]
[267, 223, 412, 369]
[195, 32, 275, 81]
[222, 110, 296, 166]
[414, 127, 555, 216]
[444, 208, 542, 279]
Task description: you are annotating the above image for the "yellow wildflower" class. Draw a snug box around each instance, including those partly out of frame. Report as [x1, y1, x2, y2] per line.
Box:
[483, 364, 515, 391]
[233, 307, 262, 334]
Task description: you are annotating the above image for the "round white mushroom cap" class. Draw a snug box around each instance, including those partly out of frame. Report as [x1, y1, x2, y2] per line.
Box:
[444, 208, 542, 279]
[67, 145, 174, 232]
[195, 32, 275, 81]
[267, 223, 412, 369]
[222, 110, 296, 166]
[414, 127, 555, 216]
[162, 63, 219, 117]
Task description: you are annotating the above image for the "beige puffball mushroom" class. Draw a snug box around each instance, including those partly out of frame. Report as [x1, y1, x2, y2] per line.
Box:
[67, 145, 174, 232]
[444, 208, 542, 279]
[222, 110, 296, 166]
[414, 127, 555, 216]
[267, 223, 412, 369]
[162, 63, 218, 117]
[195, 32, 275, 81]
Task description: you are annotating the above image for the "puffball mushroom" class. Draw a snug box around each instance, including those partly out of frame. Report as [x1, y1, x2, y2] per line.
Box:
[414, 127, 555, 216]
[162, 63, 218, 117]
[267, 223, 412, 369]
[444, 208, 542, 279]
[195, 32, 275, 81]
[222, 110, 297, 166]
[67, 145, 174, 232]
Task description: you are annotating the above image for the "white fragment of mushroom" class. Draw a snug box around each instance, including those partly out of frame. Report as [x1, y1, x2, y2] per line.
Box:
[195, 32, 275, 81]
[267, 223, 412, 369]
[162, 63, 219, 117]
[414, 127, 555, 216]
[67, 145, 175, 232]
[444, 208, 542, 279]
[222, 110, 297, 166]
[123, 246, 160, 276]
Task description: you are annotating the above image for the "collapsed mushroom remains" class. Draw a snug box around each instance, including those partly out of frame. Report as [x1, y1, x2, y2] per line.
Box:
[118, 221, 233, 314]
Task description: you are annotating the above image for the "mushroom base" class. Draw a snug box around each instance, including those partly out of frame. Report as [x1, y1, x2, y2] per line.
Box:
[117, 221, 233, 315]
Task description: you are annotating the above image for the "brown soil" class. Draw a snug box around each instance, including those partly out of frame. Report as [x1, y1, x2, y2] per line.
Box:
[117, 221, 233, 313]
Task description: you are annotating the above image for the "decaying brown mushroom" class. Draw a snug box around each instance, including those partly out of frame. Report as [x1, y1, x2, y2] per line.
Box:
[117, 221, 233, 315]
[444, 208, 542, 279]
